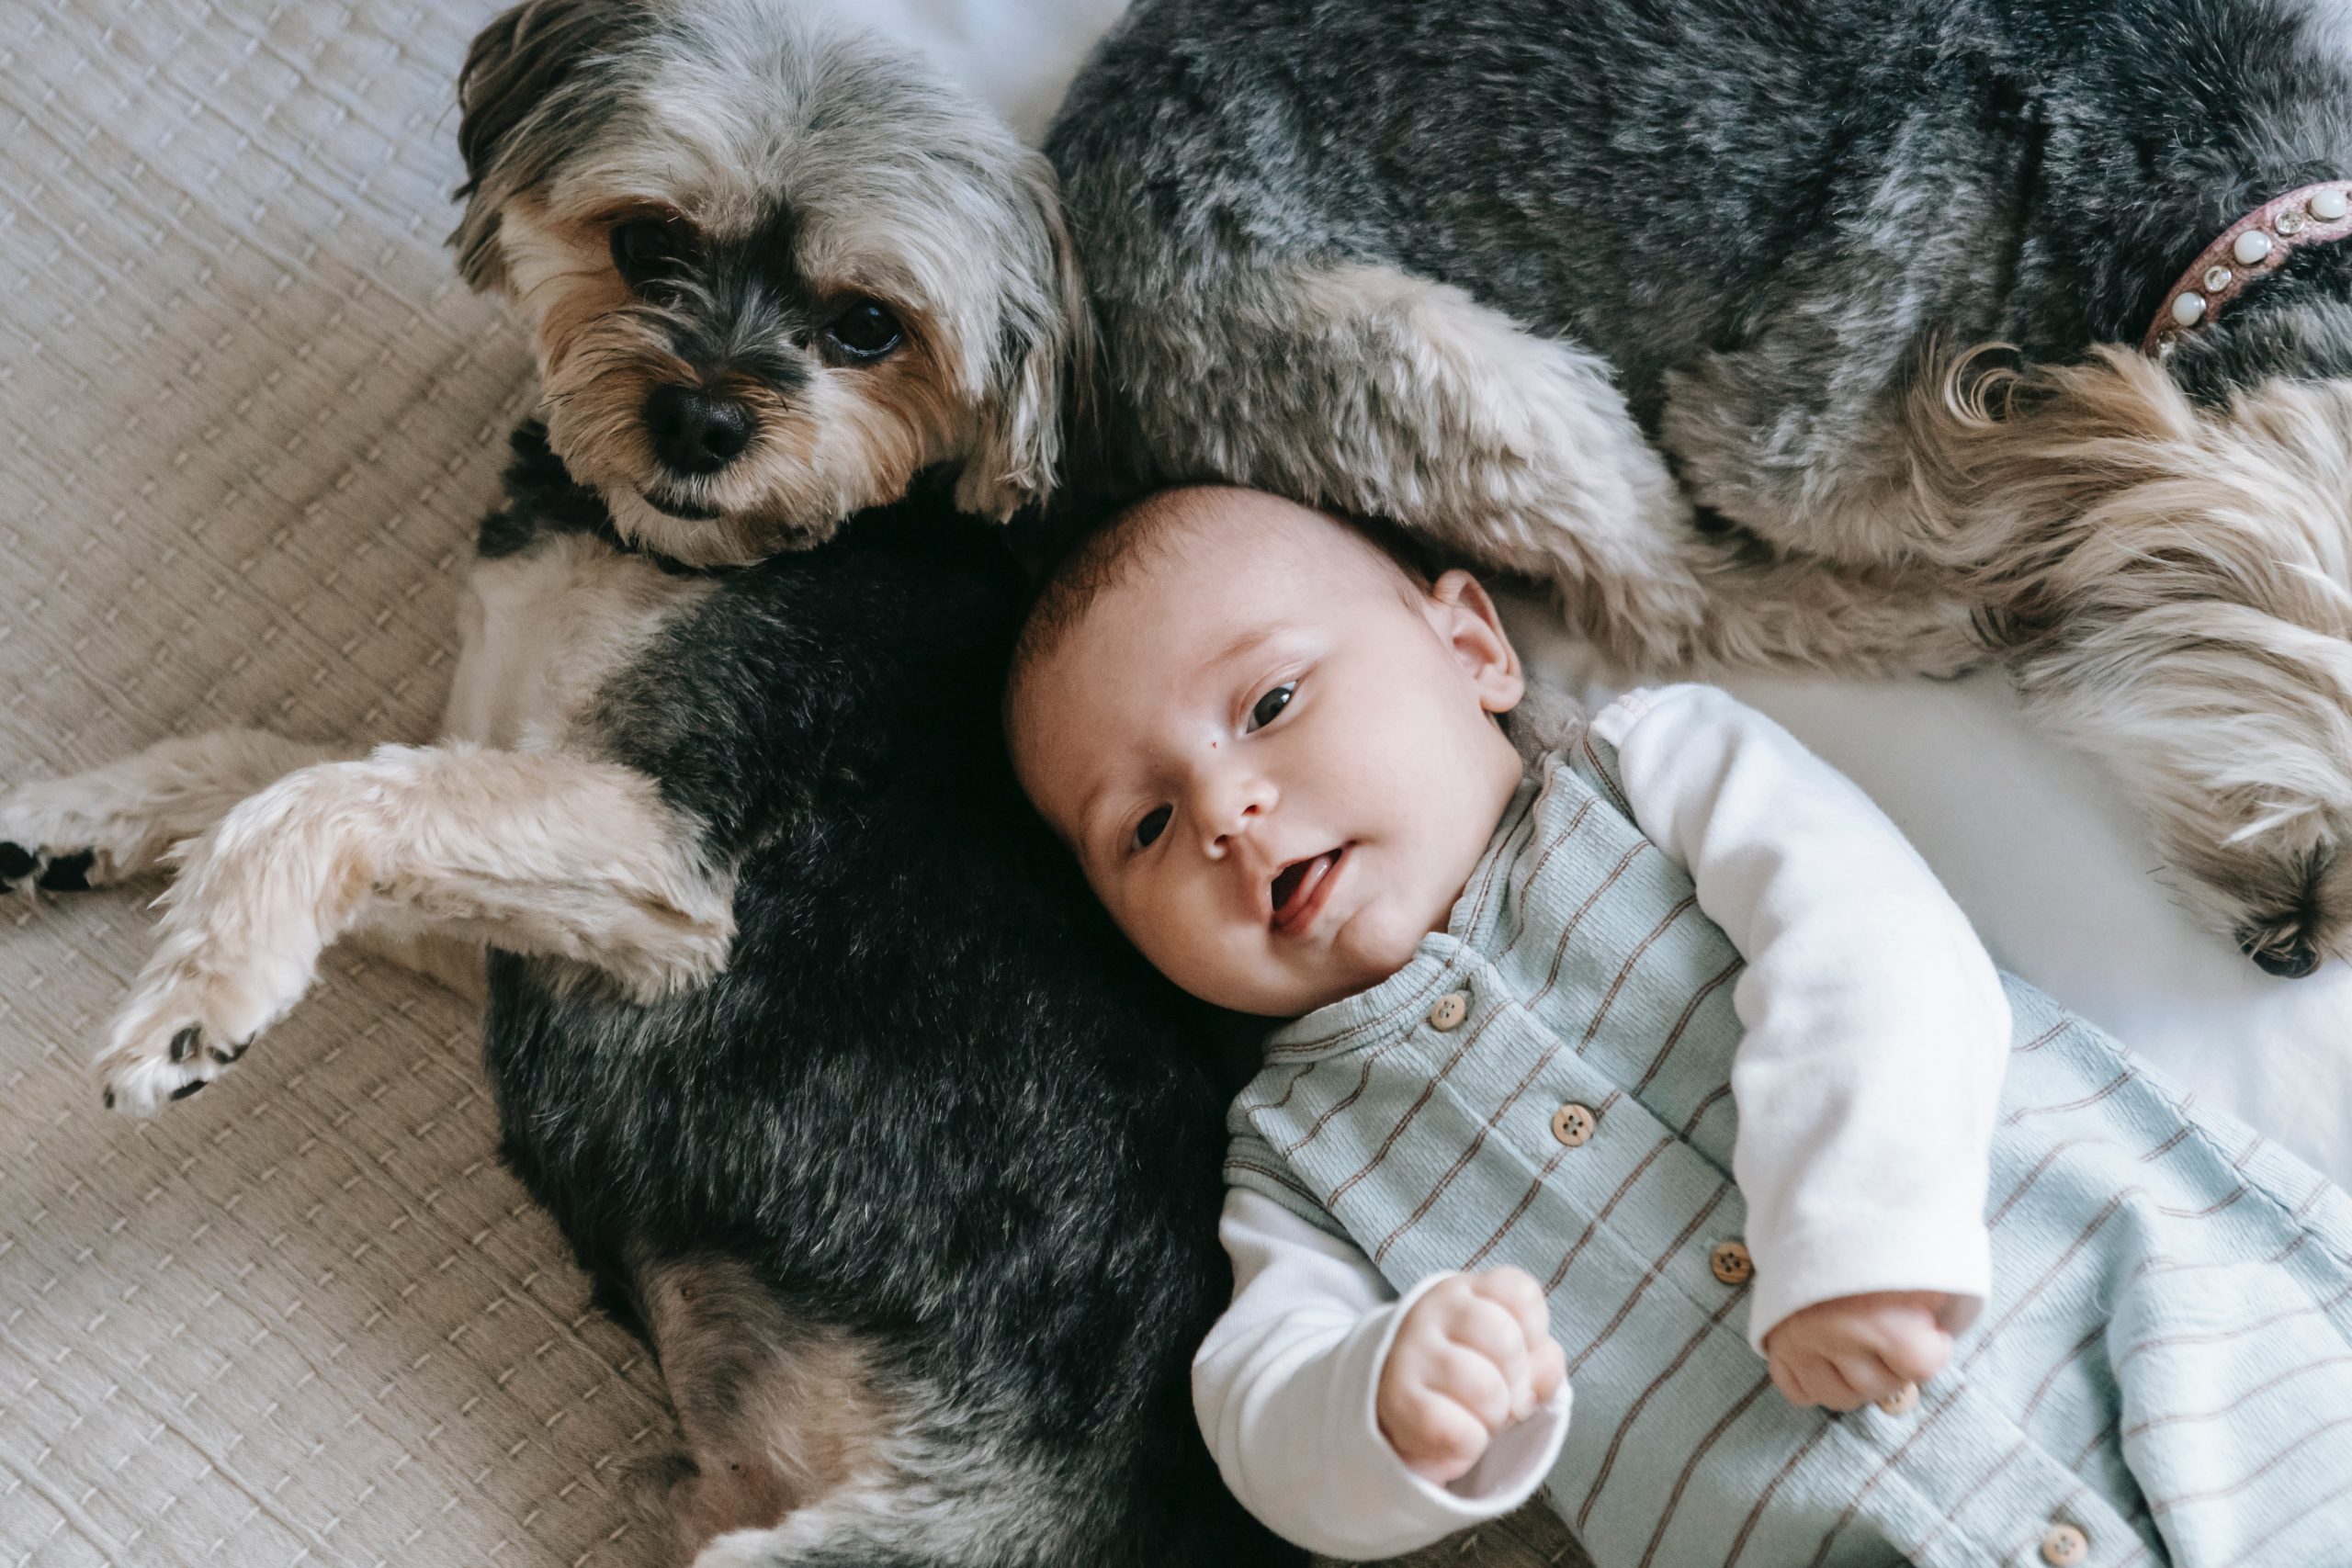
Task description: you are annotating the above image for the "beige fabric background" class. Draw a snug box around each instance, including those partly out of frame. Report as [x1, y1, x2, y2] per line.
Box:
[0, 0, 674, 1562]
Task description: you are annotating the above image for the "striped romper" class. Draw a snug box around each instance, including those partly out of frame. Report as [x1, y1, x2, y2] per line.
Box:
[1226, 723, 2352, 1568]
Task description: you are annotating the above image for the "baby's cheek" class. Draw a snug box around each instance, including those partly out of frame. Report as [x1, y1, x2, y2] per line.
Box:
[1102, 889, 1190, 978]
[1134, 910, 1276, 1013]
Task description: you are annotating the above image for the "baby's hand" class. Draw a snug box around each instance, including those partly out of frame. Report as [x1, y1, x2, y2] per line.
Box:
[1764, 1291, 1955, 1411]
[1376, 1269, 1566, 1483]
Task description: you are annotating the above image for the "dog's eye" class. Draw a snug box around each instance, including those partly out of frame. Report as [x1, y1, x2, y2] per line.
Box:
[611, 219, 691, 289]
[823, 299, 903, 363]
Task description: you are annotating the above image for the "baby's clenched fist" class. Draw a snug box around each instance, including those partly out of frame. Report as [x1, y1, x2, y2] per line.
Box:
[1764, 1291, 1956, 1411]
[1376, 1269, 1566, 1483]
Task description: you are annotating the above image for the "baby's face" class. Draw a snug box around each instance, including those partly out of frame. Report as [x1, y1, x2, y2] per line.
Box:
[1012, 491, 1526, 1016]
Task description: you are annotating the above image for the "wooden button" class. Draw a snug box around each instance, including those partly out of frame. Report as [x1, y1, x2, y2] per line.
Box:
[1550, 1102, 1598, 1146]
[1708, 1239, 1752, 1285]
[1428, 991, 1469, 1031]
[1875, 1382, 1919, 1416]
[2040, 1524, 2089, 1567]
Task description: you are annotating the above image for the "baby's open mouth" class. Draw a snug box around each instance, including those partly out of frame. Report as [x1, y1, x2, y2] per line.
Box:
[1271, 847, 1346, 934]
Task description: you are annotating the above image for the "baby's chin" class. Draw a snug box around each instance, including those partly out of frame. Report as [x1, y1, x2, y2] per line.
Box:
[1340, 913, 1429, 979]
[1295, 905, 1446, 1010]
[1168, 892, 1461, 1019]
[1219, 942, 1412, 1021]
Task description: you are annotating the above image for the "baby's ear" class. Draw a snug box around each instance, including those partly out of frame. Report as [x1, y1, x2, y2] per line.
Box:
[1429, 570, 1525, 716]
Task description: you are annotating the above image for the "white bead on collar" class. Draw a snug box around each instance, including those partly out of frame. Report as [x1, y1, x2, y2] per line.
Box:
[2143, 181, 2352, 356]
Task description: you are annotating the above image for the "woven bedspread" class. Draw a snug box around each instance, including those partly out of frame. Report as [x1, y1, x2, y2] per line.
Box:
[0, 0, 668, 1561]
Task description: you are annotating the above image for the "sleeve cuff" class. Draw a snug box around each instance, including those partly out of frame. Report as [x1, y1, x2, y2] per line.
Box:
[1592, 682, 1736, 747]
[1747, 1217, 1992, 1353]
[1589, 687, 1660, 747]
[1320, 1273, 1573, 1559]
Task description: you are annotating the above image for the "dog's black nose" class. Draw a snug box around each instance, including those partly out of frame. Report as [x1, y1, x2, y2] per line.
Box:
[644, 385, 754, 475]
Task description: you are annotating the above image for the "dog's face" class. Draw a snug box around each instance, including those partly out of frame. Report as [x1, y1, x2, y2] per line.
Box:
[453, 0, 1085, 564]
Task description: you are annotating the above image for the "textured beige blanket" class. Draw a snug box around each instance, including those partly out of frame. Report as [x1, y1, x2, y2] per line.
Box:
[0, 1, 673, 1561]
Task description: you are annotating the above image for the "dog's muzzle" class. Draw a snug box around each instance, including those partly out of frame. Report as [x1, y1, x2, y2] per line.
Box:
[645, 383, 755, 476]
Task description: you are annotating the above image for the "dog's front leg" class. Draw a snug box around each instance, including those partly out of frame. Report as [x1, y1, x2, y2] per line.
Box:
[0, 729, 361, 894]
[1101, 258, 1983, 678]
[96, 743, 733, 1112]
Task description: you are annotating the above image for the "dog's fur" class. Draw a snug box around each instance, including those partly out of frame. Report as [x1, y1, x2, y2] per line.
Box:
[0, 3, 1298, 1563]
[1046, 0, 2352, 977]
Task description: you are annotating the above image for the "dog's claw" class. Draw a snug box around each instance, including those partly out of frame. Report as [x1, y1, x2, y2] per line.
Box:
[99, 936, 284, 1112]
[0, 840, 99, 895]
[36, 850, 94, 891]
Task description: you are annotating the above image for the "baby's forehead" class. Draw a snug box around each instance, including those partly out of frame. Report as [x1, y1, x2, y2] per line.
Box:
[1011, 490, 1417, 737]
[1136, 486, 1357, 553]
[1117, 491, 1409, 603]
[1091, 508, 1396, 647]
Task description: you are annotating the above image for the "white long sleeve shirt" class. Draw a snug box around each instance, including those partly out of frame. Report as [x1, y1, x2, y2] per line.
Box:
[1192, 685, 2011, 1559]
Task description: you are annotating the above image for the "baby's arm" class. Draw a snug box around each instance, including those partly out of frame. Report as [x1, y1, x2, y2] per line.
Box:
[1593, 686, 2010, 1404]
[1193, 1189, 1569, 1558]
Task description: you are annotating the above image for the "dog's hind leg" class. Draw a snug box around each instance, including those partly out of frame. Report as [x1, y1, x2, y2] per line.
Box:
[626, 1255, 895, 1565]
[93, 742, 733, 1112]
[685, 1459, 1082, 1568]
[0, 729, 358, 896]
[1096, 259, 1982, 678]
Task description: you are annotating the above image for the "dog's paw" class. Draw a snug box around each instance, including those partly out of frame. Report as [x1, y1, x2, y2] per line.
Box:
[2233, 861, 2333, 978]
[95, 958, 282, 1115]
[590, 877, 736, 1003]
[2184, 829, 2350, 979]
[0, 840, 98, 894]
[0, 778, 136, 896]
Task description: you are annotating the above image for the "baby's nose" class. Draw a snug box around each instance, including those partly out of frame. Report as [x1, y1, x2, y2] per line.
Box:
[1204, 798, 1261, 855]
[1196, 776, 1273, 856]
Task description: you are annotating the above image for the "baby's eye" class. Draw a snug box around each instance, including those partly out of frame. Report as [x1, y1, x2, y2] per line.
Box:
[1131, 806, 1171, 852]
[1247, 682, 1296, 733]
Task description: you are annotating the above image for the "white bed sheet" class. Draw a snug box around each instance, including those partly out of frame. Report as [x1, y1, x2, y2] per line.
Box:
[0, 1, 2341, 1565]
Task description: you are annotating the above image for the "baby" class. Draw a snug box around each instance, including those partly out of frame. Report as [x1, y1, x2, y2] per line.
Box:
[1006, 489, 2352, 1568]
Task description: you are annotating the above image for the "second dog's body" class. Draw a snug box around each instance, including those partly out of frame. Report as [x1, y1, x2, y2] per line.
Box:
[1049, 0, 2352, 976]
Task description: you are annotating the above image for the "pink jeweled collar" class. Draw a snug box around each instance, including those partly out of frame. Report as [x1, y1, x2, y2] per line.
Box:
[2143, 181, 2352, 355]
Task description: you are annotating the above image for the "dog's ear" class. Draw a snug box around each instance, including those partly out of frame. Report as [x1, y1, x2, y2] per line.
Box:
[956, 157, 1095, 522]
[450, 0, 639, 294]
